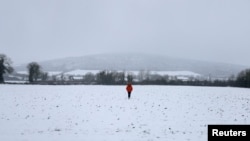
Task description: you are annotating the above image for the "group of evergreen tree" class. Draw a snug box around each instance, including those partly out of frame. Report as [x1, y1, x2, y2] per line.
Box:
[1, 54, 250, 88]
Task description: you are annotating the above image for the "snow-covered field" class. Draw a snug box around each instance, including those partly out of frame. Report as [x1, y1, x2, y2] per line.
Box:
[0, 85, 249, 141]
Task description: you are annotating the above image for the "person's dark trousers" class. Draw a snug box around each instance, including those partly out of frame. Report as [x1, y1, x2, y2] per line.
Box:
[128, 92, 131, 99]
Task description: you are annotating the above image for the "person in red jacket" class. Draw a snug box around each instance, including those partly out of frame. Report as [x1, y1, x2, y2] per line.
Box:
[126, 83, 133, 99]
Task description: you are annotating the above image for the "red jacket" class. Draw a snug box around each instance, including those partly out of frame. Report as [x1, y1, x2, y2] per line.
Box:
[126, 84, 133, 92]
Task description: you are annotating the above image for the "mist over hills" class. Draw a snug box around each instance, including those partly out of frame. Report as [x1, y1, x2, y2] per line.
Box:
[15, 53, 247, 78]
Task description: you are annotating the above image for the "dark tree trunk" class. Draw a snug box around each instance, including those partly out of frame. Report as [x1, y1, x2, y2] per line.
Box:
[0, 60, 5, 83]
[0, 74, 4, 83]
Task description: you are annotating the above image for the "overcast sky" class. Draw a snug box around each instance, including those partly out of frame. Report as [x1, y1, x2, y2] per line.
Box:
[0, 0, 250, 66]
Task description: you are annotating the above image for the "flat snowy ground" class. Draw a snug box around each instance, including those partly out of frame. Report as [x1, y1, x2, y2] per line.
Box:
[0, 85, 250, 141]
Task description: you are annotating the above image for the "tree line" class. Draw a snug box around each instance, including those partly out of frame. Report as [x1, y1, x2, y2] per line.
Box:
[1, 54, 250, 88]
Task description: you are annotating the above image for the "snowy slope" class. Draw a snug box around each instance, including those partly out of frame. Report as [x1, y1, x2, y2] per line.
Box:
[0, 85, 250, 141]
[14, 53, 247, 77]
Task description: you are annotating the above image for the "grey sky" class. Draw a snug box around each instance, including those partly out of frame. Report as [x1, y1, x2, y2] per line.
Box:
[0, 0, 250, 66]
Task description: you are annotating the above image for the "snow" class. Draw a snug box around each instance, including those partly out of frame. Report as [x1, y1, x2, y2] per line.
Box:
[5, 80, 27, 84]
[151, 71, 201, 77]
[0, 85, 249, 141]
[16, 71, 62, 76]
[64, 70, 100, 76]
[47, 71, 62, 76]
[16, 71, 28, 75]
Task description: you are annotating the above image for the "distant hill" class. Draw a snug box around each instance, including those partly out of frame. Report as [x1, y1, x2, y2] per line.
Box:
[14, 53, 247, 78]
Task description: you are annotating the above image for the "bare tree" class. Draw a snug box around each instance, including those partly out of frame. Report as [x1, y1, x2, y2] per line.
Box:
[41, 72, 48, 81]
[84, 72, 95, 84]
[127, 74, 134, 83]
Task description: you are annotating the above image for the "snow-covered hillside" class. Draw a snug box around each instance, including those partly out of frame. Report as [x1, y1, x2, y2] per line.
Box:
[0, 85, 249, 141]
[14, 53, 247, 78]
